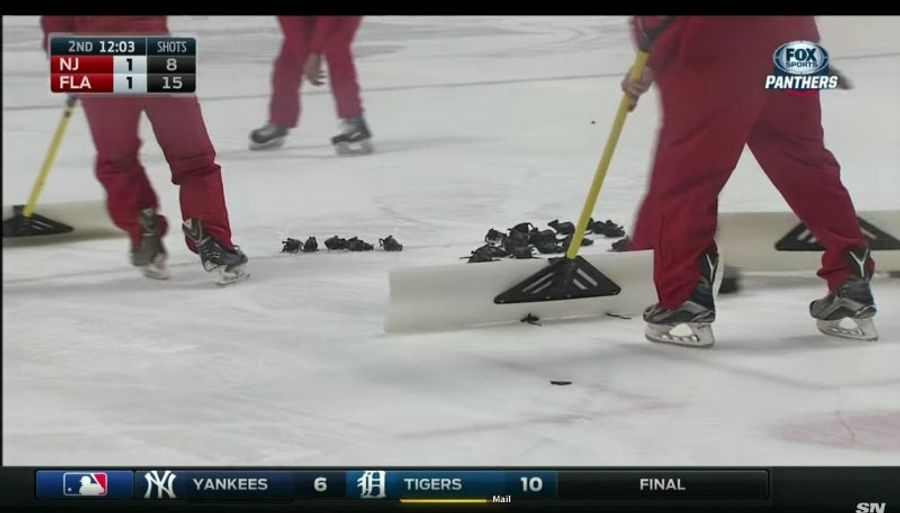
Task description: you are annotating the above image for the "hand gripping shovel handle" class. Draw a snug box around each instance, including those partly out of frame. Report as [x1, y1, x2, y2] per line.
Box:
[564, 17, 674, 260]
[22, 95, 78, 219]
[564, 52, 649, 259]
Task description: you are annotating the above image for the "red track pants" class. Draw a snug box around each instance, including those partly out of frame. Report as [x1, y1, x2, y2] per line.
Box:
[640, 66, 867, 309]
[269, 16, 364, 128]
[80, 95, 233, 251]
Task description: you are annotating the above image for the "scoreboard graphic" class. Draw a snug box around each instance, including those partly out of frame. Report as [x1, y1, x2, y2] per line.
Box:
[23, 467, 900, 512]
[49, 36, 196, 94]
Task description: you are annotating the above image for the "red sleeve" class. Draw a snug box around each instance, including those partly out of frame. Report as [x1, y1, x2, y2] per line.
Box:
[40, 16, 74, 52]
[630, 16, 684, 76]
[309, 16, 362, 53]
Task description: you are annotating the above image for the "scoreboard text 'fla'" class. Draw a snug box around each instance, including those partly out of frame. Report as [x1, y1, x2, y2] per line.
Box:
[49, 36, 197, 94]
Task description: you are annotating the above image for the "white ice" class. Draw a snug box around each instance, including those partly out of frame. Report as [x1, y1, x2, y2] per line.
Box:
[3, 16, 899, 466]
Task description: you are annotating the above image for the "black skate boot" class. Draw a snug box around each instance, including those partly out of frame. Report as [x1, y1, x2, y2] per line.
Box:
[249, 122, 288, 150]
[644, 250, 719, 347]
[131, 208, 170, 280]
[331, 115, 373, 156]
[718, 265, 742, 295]
[810, 246, 878, 341]
[182, 218, 249, 285]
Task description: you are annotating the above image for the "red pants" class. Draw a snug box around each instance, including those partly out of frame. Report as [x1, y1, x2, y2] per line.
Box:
[80, 95, 233, 250]
[269, 16, 364, 128]
[647, 65, 867, 309]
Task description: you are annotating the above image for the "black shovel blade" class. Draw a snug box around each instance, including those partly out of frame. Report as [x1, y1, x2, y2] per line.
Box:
[2, 205, 74, 238]
[494, 255, 621, 304]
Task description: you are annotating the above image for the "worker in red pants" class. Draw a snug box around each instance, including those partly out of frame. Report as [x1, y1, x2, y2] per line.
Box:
[622, 16, 877, 347]
[250, 16, 372, 155]
[40, 16, 248, 285]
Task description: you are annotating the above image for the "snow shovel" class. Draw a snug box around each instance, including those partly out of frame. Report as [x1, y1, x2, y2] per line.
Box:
[495, 25, 664, 305]
[384, 20, 674, 333]
[3, 95, 79, 238]
[3, 96, 119, 244]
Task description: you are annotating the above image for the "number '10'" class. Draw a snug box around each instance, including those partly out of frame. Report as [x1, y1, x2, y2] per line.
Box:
[520, 476, 543, 492]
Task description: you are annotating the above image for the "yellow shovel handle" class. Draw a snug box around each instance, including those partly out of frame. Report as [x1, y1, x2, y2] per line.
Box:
[565, 51, 650, 260]
[22, 95, 78, 218]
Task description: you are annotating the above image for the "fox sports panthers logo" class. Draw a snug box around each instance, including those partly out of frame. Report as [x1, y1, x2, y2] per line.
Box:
[773, 41, 830, 76]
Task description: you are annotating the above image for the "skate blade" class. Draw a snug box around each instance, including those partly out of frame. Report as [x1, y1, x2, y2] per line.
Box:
[645, 322, 715, 348]
[140, 265, 171, 280]
[137, 255, 170, 280]
[816, 318, 878, 341]
[212, 264, 249, 286]
[249, 137, 286, 151]
[335, 140, 373, 156]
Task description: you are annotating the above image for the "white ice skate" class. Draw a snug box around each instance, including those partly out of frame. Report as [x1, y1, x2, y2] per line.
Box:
[644, 305, 716, 348]
[643, 251, 720, 348]
[815, 317, 878, 342]
[810, 247, 878, 342]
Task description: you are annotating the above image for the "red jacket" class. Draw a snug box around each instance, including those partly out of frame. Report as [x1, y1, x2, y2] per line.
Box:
[632, 16, 821, 77]
[41, 16, 169, 51]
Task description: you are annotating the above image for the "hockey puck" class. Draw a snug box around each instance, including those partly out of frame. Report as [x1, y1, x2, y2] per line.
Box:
[550, 380, 572, 386]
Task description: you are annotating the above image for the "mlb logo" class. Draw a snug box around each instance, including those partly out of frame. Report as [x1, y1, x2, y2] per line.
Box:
[63, 472, 108, 497]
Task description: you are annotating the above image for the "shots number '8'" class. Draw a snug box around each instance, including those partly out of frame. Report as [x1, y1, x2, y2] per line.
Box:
[163, 58, 180, 90]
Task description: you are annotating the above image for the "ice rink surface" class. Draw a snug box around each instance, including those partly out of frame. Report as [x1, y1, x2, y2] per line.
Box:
[3, 16, 899, 466]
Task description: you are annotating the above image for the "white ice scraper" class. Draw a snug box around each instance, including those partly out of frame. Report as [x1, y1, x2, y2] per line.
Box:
[385, 21, 675, 333]
[3, 96, 119, 246]
[717, 210, 900, 274]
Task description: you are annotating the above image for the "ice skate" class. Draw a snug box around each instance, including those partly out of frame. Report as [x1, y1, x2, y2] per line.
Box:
[810, 247, 878, 341]
[130, 208, 170, 280]
[719, 265, 742, 295]
[249, 123, 288, 150]
[644, 251, 719, 348]
[182, 219, 249, 285]
[331, 115, 373, 156]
